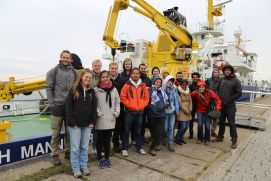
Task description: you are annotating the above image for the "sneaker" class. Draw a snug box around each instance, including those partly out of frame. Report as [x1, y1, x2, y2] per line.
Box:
[65, 151, 70, 160]
[231, 141, 237, 149]
[81, 168, 90, 176]
[122, 150, 128, 157]
[180, 140, 187, 144]
[73, 170, 82, 178]
[138, 149, 147, 155]
[174, 139, 183, 145]
[204, 141, 210, 145]
[212, 137, 223, 142]
[98, 159, 105, 169]
[148, 149, 157, 156]
[51, 155, 61, 165]
[168, 143, 175, 152]
[104, 159, 112, 168]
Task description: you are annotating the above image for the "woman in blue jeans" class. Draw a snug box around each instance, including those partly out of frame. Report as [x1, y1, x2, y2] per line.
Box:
[66, 69, 97, 178]
[162, 75, 179, 152]
[190, 80, 221, 145]
[175, 79, 192, 145]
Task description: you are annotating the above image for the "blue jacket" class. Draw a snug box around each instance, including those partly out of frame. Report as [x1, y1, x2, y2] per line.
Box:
[148, 88, 166, 118]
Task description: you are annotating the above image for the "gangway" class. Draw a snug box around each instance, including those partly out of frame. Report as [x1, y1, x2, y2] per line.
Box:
[236, 90, 271, 130]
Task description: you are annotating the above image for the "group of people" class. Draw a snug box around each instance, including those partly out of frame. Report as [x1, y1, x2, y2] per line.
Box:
[46, 50, 242, 178]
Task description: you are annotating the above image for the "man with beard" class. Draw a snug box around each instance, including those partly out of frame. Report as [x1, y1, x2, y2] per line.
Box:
[188, 72, 200, 139]
[120, 58, 133, 82]
[213, 65, 242, 149]
[139, 64, 151, 143]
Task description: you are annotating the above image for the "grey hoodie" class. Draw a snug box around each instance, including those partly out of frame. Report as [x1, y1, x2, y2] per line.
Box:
[46, 63, 77, 107]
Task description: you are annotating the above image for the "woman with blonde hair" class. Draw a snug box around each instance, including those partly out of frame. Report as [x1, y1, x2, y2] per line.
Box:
[66, 69, 97, 178]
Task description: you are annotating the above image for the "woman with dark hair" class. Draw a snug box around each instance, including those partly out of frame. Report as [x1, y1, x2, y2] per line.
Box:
[66, 69, 97, 178]
[151, 66, 160, 83]
[175, 79, 192, 145]
[94, 70, 120, 169]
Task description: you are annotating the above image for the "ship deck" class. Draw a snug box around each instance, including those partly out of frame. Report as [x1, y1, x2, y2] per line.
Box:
[2, 114, 51, 141]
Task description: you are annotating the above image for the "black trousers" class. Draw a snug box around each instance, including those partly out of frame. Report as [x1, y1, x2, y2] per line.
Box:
[112, 105, 124, 146]
[96, 129, 113, 160]
[189, 107, 197, 135]
[149, 117, 165, 150]
[218, 106, 238, 142]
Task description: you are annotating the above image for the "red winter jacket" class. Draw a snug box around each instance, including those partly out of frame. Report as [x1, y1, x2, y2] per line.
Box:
[190, 89, 221, 113]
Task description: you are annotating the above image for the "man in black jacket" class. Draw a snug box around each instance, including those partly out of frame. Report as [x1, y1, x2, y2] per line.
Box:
[213, 65, 242, 149]
[109, 62, 125, 152]
[188, 72, 200, 139]
[139, 63, 151, 143]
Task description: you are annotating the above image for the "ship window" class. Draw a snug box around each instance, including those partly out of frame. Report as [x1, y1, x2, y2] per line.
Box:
[224, 49, 227, 55]
[201, 35, 205, 40]
[3, 105, 10, 110]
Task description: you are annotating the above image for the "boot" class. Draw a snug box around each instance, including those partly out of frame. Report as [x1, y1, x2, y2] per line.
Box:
[231, 141, 237, 149]
[114, 143, 121, 153]
[212, 136, 223, 142]
[148, 148, 157, 156]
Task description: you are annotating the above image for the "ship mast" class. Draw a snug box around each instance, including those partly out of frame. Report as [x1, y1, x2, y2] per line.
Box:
[208, 0, 232, 30]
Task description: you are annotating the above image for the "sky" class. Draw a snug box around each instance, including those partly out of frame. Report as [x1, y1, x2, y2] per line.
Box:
[0, 0, 270, 82]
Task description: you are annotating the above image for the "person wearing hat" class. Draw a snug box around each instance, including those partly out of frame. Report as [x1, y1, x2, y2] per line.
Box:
[190, 80, 221, 145]
[206, 68, 222, 137]
[161, 67, 170, 79]
[162, 75, 179, 152]
[148, 77, 168, 156]
[213, 64, 242, 149]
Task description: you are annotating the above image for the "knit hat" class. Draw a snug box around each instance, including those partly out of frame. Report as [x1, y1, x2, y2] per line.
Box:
[160, 67, 169, 75]
[197, 80, 207, 87]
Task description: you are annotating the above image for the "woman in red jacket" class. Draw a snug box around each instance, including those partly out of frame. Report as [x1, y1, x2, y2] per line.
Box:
[190, 80, 221, 145]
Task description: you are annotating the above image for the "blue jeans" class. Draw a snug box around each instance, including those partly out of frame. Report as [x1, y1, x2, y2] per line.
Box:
[175, 121, 189, 141]
[197, 112, 210, 141]
[123, 112, 143, 151]
[164, 113, 176, 144]
[69, 127, 92, 171]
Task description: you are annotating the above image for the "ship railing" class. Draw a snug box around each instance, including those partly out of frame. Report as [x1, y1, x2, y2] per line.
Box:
[236, 90, 271, 130]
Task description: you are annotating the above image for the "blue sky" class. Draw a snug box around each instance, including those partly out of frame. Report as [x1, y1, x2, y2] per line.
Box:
[0, 0, 270, 81]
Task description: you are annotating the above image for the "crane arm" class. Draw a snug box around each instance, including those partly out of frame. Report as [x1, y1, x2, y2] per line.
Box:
[103, 0, 198, 54]
[0, 77, 46, 102]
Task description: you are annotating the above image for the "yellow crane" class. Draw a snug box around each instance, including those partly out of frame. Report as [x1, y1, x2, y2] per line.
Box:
[103, 0, 198, 78]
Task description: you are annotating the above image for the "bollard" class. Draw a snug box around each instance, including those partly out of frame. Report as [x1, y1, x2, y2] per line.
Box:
[0, 120, 11, 143]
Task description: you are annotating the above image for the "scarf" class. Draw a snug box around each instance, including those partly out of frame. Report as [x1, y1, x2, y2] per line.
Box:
[129, 78, 142, 88]
[164, 86, 176, 111]
[178, 86, 190, 95]
[151, 85, 168, 105]
[98, 81, 114, 108]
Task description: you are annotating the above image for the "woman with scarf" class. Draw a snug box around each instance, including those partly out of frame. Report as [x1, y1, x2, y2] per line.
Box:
[148, 77, 168, 156]
[162, 75, 179, 152]
[174, 79, 192, 145]
[190, 80, 221, 145]
[206, 68, 222, 137]
[94, 70, 120, 169]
